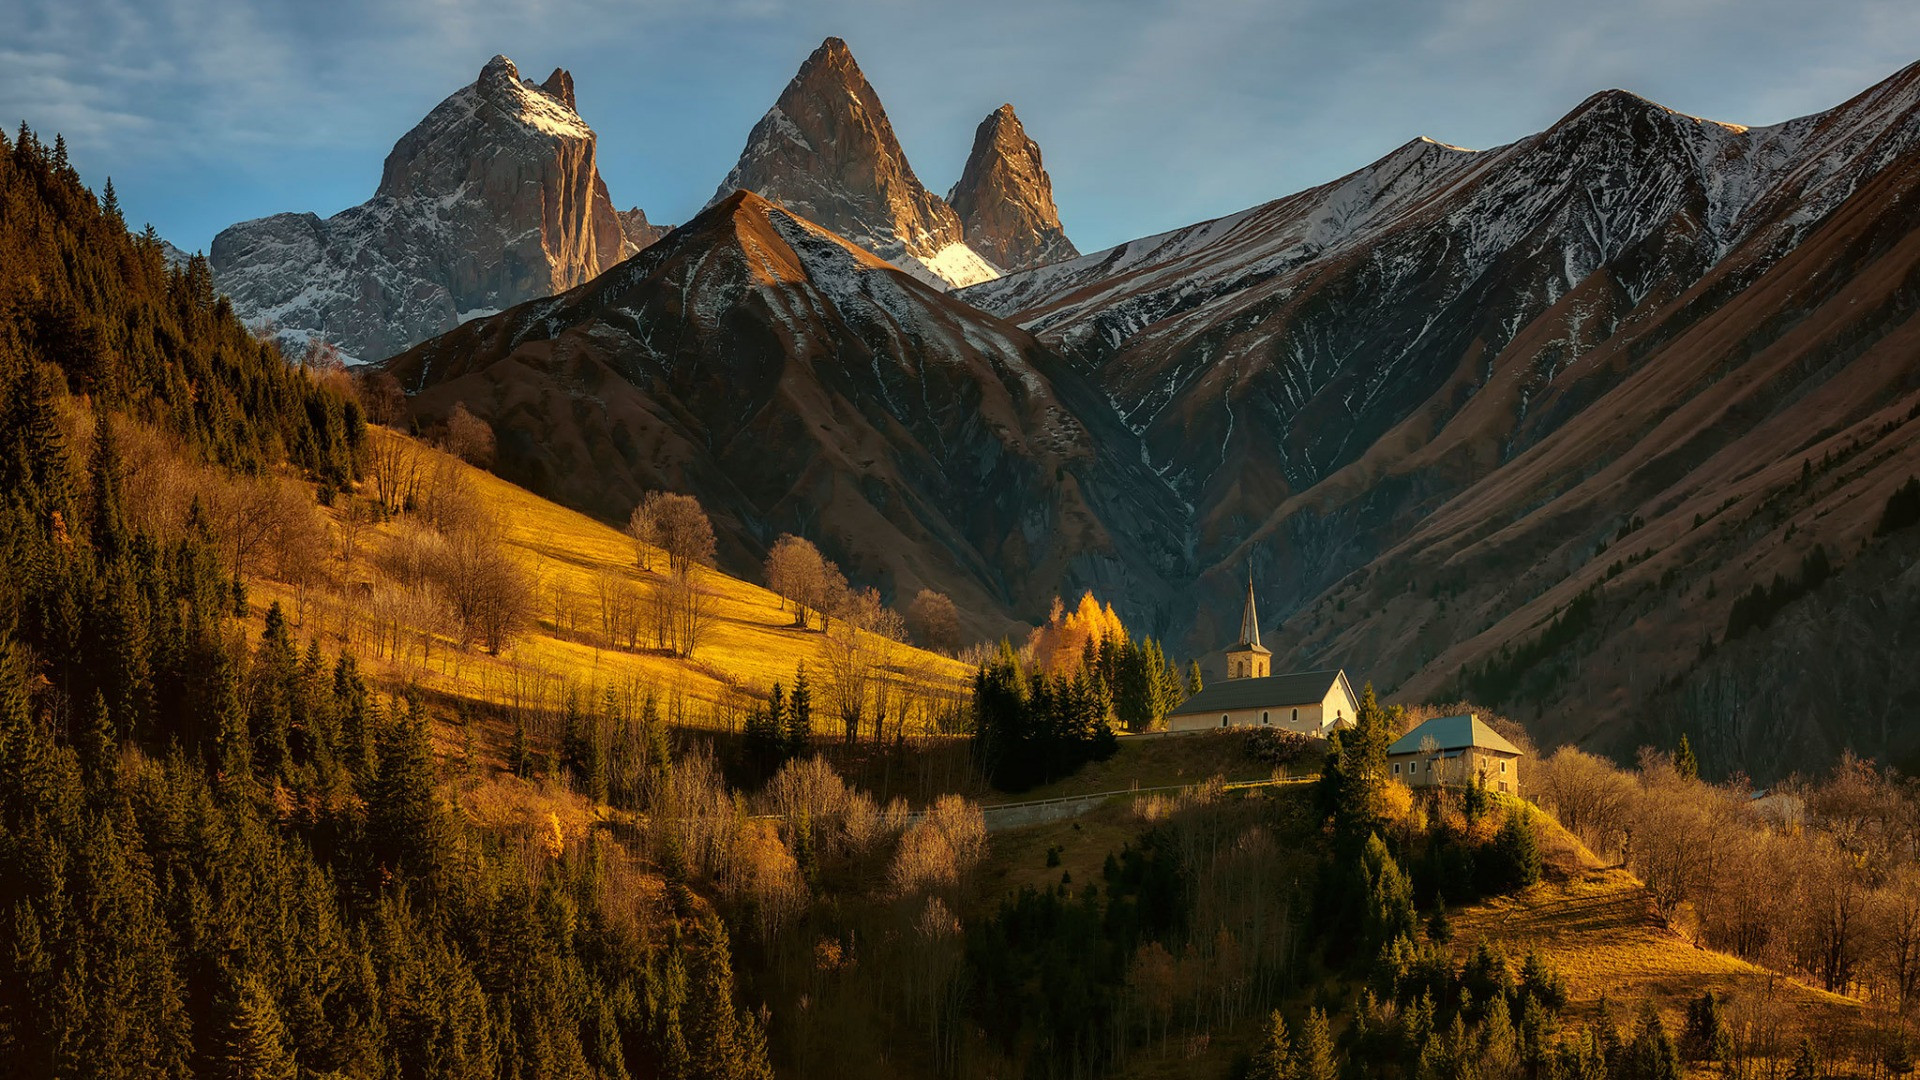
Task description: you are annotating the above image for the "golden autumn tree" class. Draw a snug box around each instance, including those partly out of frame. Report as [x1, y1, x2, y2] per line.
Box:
[1026, 591, 1129, 676]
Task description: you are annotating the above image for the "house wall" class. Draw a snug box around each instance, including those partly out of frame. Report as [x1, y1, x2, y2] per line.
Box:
[1322, 682, 1356, 729]
[1167, 699, 1348, 734]
[1387, 749, 1520, 794]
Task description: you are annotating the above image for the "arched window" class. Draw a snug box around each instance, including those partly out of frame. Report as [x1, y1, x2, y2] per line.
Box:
[1262, 711, 1270, 725]
[1291, 708, 1299, 723]
[1222, 715, 1230, 727]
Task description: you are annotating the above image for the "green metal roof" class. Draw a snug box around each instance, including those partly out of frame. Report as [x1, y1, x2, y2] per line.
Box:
[1170, 669, 1348, 716]
[1387, 714, 1522, 757]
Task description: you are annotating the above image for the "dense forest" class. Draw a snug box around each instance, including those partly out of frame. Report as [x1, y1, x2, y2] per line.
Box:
[0, 126, 772, 1079]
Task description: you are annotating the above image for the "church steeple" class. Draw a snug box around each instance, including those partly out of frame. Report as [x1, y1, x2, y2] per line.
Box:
[1238, 571, 1261, 649]
[1225, 568, 1271, 680]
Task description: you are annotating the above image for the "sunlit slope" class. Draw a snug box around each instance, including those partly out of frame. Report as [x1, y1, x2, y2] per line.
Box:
[254, 428, 971, 723]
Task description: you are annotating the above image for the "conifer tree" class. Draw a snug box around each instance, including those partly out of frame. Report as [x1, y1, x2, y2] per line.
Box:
[684, 915, 772, 1080]
[1674, 734, 1699, 781]
[1188, 659, 1204, 696]
[218, 973, 298, 1080]
[510, 714, 534, 779]
[787, 665, 812, 757]
[1295, 1008, 1338, 1080]
[1250, 1010, 1296, 1080]
[368, 703, 443, 889]
[250, 604, 297, 780]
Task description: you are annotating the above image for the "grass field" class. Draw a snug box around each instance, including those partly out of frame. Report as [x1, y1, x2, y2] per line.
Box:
[980, 729, 1308, 805]
[1450, 842, 1865, 1037]
[251, 429, 972, 729]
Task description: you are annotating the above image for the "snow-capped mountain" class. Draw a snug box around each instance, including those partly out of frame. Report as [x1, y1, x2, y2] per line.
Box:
[967, 59, 1920, 773]
[948, 104, 1079, 274]
[211, 55, 660, 361]
[387, 191, 1189, 635]
[707, 37, 1002, 290]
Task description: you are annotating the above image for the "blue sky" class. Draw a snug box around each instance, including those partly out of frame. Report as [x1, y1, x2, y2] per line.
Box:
[8, 0, 1920, 257]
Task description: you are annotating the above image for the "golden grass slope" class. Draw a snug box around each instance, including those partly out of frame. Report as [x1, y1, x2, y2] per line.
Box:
[253, 428, 971, 727]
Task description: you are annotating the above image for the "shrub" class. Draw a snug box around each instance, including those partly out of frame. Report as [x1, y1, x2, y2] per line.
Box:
[1244, 727, 1316, 767]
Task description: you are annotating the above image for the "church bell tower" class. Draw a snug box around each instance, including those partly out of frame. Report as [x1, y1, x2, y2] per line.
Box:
[1225, 572, 1271, 680]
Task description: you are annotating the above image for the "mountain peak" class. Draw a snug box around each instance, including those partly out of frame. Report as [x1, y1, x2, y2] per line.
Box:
[212, 53, 639, 361]
[948, 103, 1078, 273]
[707, 35, 994, 288]
[539, 67, 576, 111]
[479, 54, 520, 90]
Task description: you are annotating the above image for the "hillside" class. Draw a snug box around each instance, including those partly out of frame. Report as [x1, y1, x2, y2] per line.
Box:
[248, 426, 972, 726]
[962, 59, 1920, 777]
[387, 190, 1190, 642]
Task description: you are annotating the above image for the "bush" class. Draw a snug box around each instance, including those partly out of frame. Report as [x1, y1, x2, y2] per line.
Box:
[1244, 727, 1316, 767]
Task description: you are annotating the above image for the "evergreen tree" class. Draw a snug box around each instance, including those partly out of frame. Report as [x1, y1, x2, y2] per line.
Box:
[1622, 1003, 1684, 1080]
[684, 915, 772, 1080]
[1682, 991, 1727, 1063]
[1674, 734, 1699, 781]
[367, 703, 444, 889]
[1188, 659, 1204, 696]
[1787, 1038, 1819, 1080]
[218, 973, 298, 1080]
[1250, 1010, 1296, 1080]
[1360, 834, 1417, 953]
[510, 714, 534, 779]
[1484, 809, 1544, 893]
[787, 665, 812, 757]
[250, 604, 297, 780]
[1295, 1007, 1337, 1080]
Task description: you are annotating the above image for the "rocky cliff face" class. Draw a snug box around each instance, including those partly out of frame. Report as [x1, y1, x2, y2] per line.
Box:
[708, 37, 1000, 290]
[212, 55, 656, 361]
[618, 208, 672, 256]
[948, 105, 1078, 273]
[386, 191, 1189, 637]
[964, 60, 1920, 775]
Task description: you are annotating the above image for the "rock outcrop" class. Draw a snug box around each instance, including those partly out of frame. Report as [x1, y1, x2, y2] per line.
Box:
[618, 208, 672, 256]
[212, 55, 654, 361]
[948, 104, 1078, 273]
[708, 37, 999, 289]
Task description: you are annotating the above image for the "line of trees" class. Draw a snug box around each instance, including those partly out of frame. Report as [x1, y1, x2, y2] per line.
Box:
[1535, 743, 1920, 1007]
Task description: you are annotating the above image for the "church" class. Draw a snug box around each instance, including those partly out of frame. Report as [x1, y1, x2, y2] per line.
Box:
[1165, 578, 1359, 735]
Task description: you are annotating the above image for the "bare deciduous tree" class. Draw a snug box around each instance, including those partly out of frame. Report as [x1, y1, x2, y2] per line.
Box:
[442, 402, 495, 467]
[905, 589, 962, 653]
[354, 369, 407, 427]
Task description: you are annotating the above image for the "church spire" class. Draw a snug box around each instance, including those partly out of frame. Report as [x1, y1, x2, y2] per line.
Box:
[1239, 570, 1260, 648]
[1225, 568, 1271, 680]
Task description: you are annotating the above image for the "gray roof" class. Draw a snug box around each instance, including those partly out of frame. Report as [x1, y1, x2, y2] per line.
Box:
[1170, 669, 1348, 716]
[1387, 714, 1523, 757]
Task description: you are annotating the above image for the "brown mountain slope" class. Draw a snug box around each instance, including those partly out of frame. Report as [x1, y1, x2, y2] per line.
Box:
[961, 60, 1920, 774]
[386, 192, 1189, 640]
[1264, 137, 1920, 778]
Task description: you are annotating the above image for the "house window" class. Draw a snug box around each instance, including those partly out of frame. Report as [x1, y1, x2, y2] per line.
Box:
[1426, 761, 1432, 772]
[1393, 762, 1400, 775]
[1263, 711, 1270, 724]
[1222, 715, 1229, 728]
[1501, 760, 1508, 774]
[1291, 708, 1299, 723]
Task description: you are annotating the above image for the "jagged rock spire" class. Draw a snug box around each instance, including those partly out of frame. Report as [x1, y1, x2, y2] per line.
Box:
[948, 103, 1079, 273]
[706, 37, 997, 289]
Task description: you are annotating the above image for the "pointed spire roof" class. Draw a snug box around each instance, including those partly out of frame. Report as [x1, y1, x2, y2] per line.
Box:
[1234, 570, 1269, 653]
